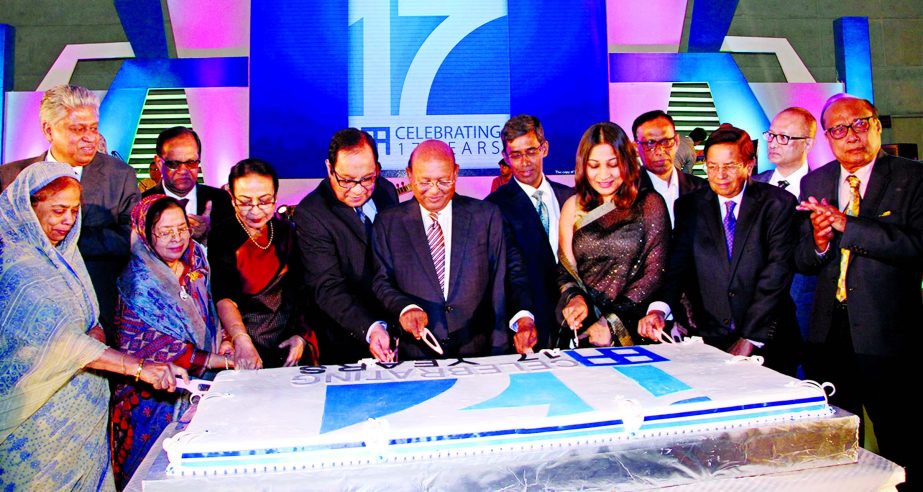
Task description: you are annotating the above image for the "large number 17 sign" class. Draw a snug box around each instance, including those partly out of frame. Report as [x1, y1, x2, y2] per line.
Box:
[347, 0, 510, 169]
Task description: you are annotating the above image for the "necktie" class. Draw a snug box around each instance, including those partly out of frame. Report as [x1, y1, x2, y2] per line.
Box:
[426, 212, 446, 296]
[777, 180, 790, 190]
[178, 198, 190, 211]
[533, 190, 549, 235]
[723, 201, 736, 261]
[835, 175, 861, 302]
[356, 207, 372, 237]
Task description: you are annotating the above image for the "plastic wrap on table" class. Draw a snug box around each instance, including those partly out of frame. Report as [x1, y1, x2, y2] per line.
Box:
[135, 408, 863, 491]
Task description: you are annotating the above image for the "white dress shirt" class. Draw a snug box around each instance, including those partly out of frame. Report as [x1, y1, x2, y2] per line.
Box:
[162, 183, 198, 216]
[837, 160, 875, 212]
[46, 149, 82, 180]
[766, 162, 809, 199]
[513, 175, 561, 259]
[646, 169, 680, 226]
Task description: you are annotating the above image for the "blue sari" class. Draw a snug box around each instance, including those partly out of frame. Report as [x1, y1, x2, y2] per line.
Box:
[0, 162, 113, 490]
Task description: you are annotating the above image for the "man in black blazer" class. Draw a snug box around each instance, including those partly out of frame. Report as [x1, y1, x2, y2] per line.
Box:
[486, 115, 572, 349]
[142, 127, 234, 244]
[796, 95, 920, 484]
[295, 129, 399, 364]
[639, 124, 800, 376]
[0, 84, 139, 340]
[633, 110, 707, 227]
[372, 140, 535, 360]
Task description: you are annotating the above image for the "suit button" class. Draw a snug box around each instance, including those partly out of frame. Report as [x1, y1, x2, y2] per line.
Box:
[728, 291, 736, 297]
[446, 306, 454, 313]
[722, 318, 730, 325]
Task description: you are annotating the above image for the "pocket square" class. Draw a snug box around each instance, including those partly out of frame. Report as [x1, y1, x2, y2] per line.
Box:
[879, 210, 892, 217]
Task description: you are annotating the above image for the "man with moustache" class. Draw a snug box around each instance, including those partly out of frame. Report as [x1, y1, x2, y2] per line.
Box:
[633, 110, 707, 227]
[638, 124, 800, 376]
[486, 115, 572, 349]
[753, 107, 818, 340]
[0, 84, 138, 340]
[143, 126, 234, 244]
[796, 94, 921, 486]
[372, 140, 536, 360]
[295, 128, 400, 364]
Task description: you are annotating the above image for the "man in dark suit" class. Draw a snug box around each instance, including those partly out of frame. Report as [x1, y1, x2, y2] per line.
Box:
[632, 110, 707, 227]
[0, 84, 139, 340]
[639, 124, 800, 376]
[295, 128, 400, 364]
[372, 139, 536, 360]
[796, 94, 921, 484]
[753, 107, 818, 341]
[142, 127, 233, 244]
[486, 115, 572, 349]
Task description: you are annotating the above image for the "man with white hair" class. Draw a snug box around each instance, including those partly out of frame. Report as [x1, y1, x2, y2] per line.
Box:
[0, 84, 139, 339]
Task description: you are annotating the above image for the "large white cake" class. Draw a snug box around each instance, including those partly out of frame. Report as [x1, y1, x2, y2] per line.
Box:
[164, 339, 834, 476]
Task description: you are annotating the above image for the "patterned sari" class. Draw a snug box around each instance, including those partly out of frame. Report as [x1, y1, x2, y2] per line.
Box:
[110, 195, 219, 489]
[558, 189, 669, 347]
[0, 162, 113, 491]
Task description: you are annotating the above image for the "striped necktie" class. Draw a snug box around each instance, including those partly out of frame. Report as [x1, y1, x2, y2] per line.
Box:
[533, 190, 549, 235]
[835, 175, 861, 302]
[426, 212, 446, 296]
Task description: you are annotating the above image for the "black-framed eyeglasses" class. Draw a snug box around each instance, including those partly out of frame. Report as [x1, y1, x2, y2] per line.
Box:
[162, 158, 201, 170]
[505, 141, 546, 162]
[636, 136, 677, 151]
[763, 131, 809, 145]
[824, 116, 874, 140]
[234, 195, 276, 213]
[332, 169, 376, 190]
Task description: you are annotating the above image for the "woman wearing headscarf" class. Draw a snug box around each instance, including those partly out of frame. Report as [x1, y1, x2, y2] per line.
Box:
[0, 162, 184, 491]
[110, 194, 229, 489]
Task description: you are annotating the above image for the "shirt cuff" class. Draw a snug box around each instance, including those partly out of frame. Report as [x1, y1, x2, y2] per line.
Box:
[400, 304, 424, 318]
[509, 311, 534, 332]
[365, 321, 388, 343]
[815, 243, 830, 256]
[647, 301, 673, 320]
[746, 338, 765, 349]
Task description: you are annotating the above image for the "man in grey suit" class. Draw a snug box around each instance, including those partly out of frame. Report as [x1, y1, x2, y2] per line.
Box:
[372, 140, 536, 360]
[0, 84, 139, 339]
[796, 94, 921, 485]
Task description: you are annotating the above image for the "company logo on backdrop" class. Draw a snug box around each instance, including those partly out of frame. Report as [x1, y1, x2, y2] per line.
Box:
[347, 0, 510, 170]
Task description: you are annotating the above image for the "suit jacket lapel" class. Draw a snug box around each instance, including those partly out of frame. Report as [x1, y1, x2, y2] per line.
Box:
[509, 183, 546, 233]
[859, 153, 891, 217]
[321, 179, 367, 244]
[447, 199, 471, 299]
[403, 201, 444, 296]
[729, 185, 760, 277]
[702, 190, 731, 278]
[550, 180, 571, 209]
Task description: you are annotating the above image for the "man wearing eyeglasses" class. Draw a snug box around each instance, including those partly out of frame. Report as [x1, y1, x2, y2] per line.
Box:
[633, 110, 707, 228]
[753, 107, 818, 344]
[0, 84, 139, 342]
[295, 128, 399, 364]
[372, 139, 535, 359]
[486, 115, 572, 350]
[143, 126, 234, 245]
[795, 94, 921, 484]
[638, 124, 800, 376]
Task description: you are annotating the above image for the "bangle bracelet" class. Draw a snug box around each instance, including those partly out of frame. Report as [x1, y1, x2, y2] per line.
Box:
[231, 332, 250, 344]
[224, 354, 230, 370]
[134, 358, 146, 382]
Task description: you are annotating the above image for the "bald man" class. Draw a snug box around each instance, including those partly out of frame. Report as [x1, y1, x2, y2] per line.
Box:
[371, 140, 536, 360]
[754, 107, 818, 341]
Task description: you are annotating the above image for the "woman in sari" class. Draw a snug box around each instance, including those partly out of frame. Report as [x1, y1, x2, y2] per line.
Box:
[110, 194, 229, 489]
[0, 162, 184, 491]
[209, 158, 318, 369]
[557, 122, 670, 347]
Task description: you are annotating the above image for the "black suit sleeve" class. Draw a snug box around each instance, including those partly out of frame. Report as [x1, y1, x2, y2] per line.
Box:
[738, 193, 798, 342]
[794, 188, 837, 275]
[501, 215, 535, 317]
[78, 167, 138, 259]
[295, 206, 379, 343]
[839, 185, 923, 266]
[371, 215, 419, 318]
[662, 195, 697, 327]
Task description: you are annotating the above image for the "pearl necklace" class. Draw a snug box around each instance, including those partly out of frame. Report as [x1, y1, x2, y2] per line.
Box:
[236, 214, 274, 250]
